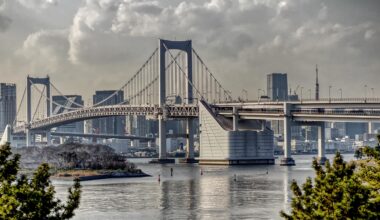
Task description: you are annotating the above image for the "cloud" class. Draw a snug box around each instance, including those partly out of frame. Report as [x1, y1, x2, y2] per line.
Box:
[5, 0, 380, 100]
[16, 0, 59, 9]
[0, 14, 11, 32]
[17, 29, 69, 72]
[365, 29, 376, 40]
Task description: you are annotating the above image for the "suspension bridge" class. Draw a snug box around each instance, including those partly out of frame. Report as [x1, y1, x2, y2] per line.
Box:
[7, 39, 380, 165]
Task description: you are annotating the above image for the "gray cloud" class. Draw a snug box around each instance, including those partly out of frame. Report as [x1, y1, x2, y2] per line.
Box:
[1, 0, 380, 104]
[0, 14, 11, 31]
[16, 0, 59, 9]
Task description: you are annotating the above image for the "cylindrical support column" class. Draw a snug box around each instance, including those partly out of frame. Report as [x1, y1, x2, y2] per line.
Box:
[233, 107, 239, 131]
[280, 103, 295, 166]
[186, 118, 194, 160]
[158, 117, 167, 159]
[26, 129, 32, 147]
[283, 117, 292, 158]
[318, 122, 327, 164]
[46, 130, 51, 146]
[368, 122, 373, 134]
[58, 137, 63, 144]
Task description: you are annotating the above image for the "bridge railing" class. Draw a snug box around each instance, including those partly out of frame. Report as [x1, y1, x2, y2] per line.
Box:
[218, 97, 380, 104]
[291, 109, 380, 116]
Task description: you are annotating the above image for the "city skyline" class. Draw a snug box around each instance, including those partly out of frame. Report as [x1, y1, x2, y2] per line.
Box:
[0, 0, 379, 103]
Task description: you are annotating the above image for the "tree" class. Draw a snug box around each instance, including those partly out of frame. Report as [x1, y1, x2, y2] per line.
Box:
[356, 145, 380, 217]
[0, 142, 81, 219]
[280, 152, 379, 219]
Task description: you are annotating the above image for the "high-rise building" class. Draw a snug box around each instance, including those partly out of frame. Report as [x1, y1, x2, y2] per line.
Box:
[267, 73, 288, 137]
[267, 73, 288, 101]
[52, 95, 84, 133]
[0, 83, 16, 134]
[92, 90, 125, 135]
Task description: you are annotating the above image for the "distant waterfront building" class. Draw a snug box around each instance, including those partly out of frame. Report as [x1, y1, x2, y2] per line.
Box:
[0, 83, 16, 134]
[52, 95, 84, 133]
[92, 90, 125, 135]
[126, 115, 150, 137]
[304, 126, 318, 141]
[345, 122, 368, 139]
[325, 127, 340, 140]
[267, 73, 288, 101]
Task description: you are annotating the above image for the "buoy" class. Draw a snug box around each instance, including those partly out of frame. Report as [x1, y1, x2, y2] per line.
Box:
[234, 174, 237, 181]
[200, 168, 203, 176]
[170, 167, 173, 177]
[158, 174, 161, 182]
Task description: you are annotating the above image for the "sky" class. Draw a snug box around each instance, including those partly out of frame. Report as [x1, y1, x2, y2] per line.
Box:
[0, 0, 380, 107]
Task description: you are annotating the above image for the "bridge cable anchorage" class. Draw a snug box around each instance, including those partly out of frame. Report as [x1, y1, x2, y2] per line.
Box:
[50, 82, 84, 108]
[32, 85, 46, 121]
[192, 48, 233, 102]
[29, 81, 81, 111]
[13, 86, 26, 126]
[162, 43, 205, 102]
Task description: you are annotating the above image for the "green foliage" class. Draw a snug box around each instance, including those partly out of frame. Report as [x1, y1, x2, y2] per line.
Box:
[356, 146, 380, 217]
[354, 147, 363, 160]
[280, 152, 379, 219]
[0, 143, 81, 219]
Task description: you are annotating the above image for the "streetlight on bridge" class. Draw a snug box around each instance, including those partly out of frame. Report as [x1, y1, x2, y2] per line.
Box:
[364, 85, 368, 101]
[257, 89, 263, 103]
[338, 88, 342, 99]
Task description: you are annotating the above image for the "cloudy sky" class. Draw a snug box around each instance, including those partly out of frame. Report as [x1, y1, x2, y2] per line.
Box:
[0, 0, 379, 105]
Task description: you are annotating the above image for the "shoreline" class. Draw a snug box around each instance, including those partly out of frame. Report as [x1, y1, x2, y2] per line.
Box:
[52, 169, 151, 181]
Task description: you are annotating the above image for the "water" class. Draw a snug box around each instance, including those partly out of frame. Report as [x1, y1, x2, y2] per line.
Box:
[54, 154, 354, 220]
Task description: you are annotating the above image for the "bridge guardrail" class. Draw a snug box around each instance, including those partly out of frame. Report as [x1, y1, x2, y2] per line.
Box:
[291, 109, 380, 116]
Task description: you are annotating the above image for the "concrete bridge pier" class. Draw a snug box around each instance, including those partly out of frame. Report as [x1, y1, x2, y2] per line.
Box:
[46, 130, 51, 146]
[150, 116, 174, 164]
[26, 129, 32, 147]
[280, 103, 295, 166]
[233, 106, 239, 131]
[158, 117, 167, 159]
[182, 118, 197, 163]
[317, 122, 327, 165]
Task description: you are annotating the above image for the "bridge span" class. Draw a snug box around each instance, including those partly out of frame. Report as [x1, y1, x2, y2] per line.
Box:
[10, 39, 380, 166]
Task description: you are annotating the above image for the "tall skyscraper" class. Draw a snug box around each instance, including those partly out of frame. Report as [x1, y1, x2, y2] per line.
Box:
[267, 73, 288, 101]
[0, 83, 16, 134]
[52, 95, 84, 133]
[315, 64, 319, 100]
[267, 73, 288, 137]
[92, 90, 125, 135]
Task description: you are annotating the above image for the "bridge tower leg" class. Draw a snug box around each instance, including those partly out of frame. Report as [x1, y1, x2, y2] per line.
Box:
[317, 122, 327, 165]
[26, 76, 51, 147]
[280, 103, 295, 166]
[154, 39, 193, 164]
[26, 77, 32, 147]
